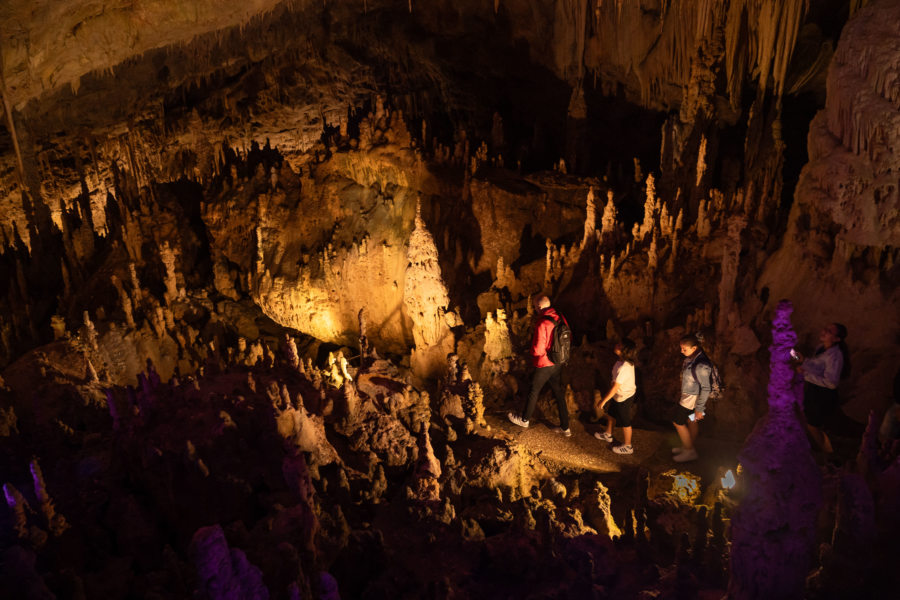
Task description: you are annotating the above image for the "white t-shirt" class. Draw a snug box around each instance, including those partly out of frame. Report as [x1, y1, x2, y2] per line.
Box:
[612, 360, 636, 402]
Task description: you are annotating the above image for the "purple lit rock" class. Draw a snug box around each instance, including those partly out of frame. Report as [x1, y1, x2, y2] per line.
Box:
[191, 524, 269, 600]
[728, 300, 822, 600]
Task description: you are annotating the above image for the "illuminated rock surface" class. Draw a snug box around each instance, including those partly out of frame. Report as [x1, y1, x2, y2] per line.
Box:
[1, 0, 899, 598]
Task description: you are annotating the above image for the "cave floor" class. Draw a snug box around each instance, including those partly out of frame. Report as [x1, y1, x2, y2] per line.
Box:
[485, 410, 743, 487]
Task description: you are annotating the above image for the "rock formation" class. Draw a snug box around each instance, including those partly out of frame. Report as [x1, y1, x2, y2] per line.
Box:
[0, 0, 898, 598]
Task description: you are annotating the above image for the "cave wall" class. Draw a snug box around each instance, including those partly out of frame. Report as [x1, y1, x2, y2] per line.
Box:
[759, 0, 900, 422]
[0, 0, 896, 431]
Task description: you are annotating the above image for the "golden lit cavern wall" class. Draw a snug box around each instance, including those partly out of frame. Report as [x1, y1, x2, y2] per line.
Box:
[759, 0, 900, 422]
[0, 0, 896, 432]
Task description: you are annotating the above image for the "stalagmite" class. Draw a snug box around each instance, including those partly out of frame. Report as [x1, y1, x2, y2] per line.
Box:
[160, 241, 180, 303]
[464, 382, 488, 429]
[696, 135, 708, 186]
[639, 174, 657, 241]
[30, 458, 68, 536]
[582, 186, 596, 247]
[647, 231, 658, 271]
[2, 483, 29, 539]
[284, 334, 299, 369]
[600, 190, 617, 239]
[728, 300, 822, 600]
[413, 422, 441, 502]
[82, 311, 98, 351]
[403, 198, 455, 380]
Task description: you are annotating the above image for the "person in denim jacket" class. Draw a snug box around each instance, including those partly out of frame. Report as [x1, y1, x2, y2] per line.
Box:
[671, 334, 711, 463]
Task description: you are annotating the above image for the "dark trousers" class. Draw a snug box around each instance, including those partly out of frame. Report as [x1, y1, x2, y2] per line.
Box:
[521, 364, 568, 429]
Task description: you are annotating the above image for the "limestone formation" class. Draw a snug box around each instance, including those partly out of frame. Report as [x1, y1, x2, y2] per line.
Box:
[403, 198, 455, 380]
[0, 1, 897, 597]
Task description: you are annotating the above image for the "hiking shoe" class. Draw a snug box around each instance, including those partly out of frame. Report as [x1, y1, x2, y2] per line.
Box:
[507, 412, 529, 428]
[594, 432, 613, 443]
[613, 444, 634, 455]
[673, 448, 699, 462]
[553, 427, 572, 437]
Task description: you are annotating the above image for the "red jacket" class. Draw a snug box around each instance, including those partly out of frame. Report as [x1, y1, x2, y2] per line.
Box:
[531, 307, 566, 367]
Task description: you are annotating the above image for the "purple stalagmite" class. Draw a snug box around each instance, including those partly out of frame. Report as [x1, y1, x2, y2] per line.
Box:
[727, 300, 822, 599]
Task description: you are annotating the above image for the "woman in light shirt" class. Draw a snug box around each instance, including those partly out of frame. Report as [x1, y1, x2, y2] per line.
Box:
[594, 339, 638, 454]
[796, 323, 850, 455]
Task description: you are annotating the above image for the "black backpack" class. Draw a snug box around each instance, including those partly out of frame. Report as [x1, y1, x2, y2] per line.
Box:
[690, 352, 724, 400]
[543, 315, 572, 365]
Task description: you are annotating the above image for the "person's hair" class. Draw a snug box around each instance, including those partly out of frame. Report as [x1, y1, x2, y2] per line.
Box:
[619, 338, 637, 365]
[535, 295, 551, 309]
[680, 334, 699, 349]
[833, 322, 851, 379]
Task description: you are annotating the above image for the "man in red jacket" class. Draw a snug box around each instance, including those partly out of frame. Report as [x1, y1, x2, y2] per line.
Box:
[507, 295, 571, 436]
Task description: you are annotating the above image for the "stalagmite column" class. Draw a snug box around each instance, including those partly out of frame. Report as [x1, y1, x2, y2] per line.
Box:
[647, 231, 658, 271]
[403, 198, 455, 380]
[413, 422, 441, 502]
[30, 458, 68, 535]
[639, 174, 657, 241]
[82, 311, 98, 351]
[696, 135, 708, 186]
[3, 483, 29, 539]
[727, 300, 822, 600]
[582, 186, 596, 247]
[600, 190, 616, 240]
[160, 242, 179, 303]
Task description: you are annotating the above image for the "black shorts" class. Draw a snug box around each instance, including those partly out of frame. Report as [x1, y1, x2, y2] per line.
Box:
[673, 404, 695, 426]
[804, 382, 839, 428]
[607, 395, 635, 427]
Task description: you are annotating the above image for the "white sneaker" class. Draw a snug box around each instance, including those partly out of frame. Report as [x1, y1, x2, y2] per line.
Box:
[613, 444, 633, 455]
[672, 447, 685, 454]
[594, 432, 613, 442]
[673, 448, 699, 462]
[552, 427, 572, 437]
[507, 412, 529, 428]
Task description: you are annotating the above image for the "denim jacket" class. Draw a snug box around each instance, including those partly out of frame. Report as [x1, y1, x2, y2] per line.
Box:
[680, 351, 712, 414]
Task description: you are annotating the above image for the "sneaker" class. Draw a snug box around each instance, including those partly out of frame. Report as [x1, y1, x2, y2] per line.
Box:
[552, 427, 572, 437]
[613, 444, 633, 455]
[594, 432, 613, 443]
[507, 412, 529, 428]
[673, 448, 699, 462]
[672, 447, 685, 455]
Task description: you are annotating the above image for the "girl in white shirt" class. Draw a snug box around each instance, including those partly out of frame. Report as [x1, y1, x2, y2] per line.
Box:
[594, 339, 638, 454]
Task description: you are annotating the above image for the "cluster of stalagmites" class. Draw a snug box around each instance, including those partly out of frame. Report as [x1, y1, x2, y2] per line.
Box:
[1, 323, 749, 599]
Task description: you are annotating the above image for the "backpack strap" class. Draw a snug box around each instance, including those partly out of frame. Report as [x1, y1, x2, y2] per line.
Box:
[689, 352, 710, 385]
